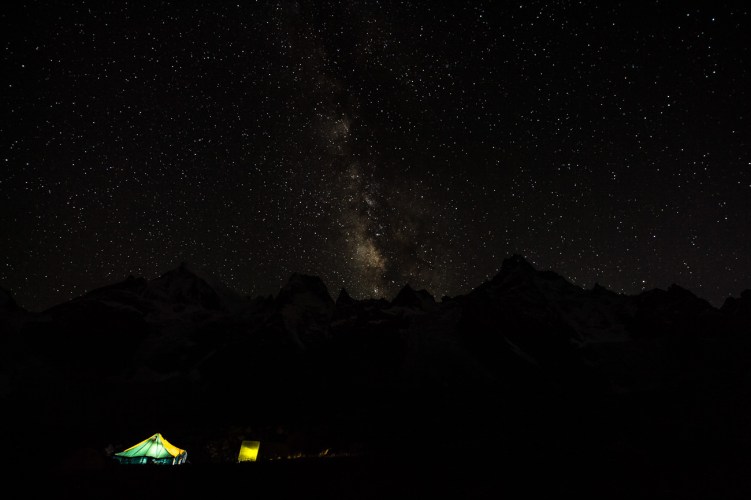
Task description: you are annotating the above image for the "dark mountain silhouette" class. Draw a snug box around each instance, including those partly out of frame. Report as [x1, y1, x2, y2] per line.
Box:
[2, 255, 751, 497]
[391, 283, 438, 312]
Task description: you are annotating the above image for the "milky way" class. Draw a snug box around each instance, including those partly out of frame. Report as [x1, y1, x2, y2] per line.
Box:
[2, 2, 750, 310]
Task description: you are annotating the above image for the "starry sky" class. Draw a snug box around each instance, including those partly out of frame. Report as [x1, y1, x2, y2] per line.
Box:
[2, 1, 750, 312]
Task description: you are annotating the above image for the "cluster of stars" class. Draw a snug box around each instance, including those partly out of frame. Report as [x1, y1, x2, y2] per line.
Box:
[1, 2, 749, 311]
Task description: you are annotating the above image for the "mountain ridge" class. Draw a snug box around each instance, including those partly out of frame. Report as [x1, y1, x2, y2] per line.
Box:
[2, 254, 751, 472]
[4, 254, 745, 316]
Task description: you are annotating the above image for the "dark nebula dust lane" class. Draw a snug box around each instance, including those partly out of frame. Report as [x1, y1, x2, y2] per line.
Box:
[1, 2, 750, 311]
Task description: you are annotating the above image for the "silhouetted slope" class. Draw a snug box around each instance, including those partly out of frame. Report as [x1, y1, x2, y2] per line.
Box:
[1, 255, 751, 474]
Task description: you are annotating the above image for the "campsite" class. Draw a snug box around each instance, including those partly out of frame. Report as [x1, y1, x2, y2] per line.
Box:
[4, 257, 751, 497]
[41, 441, 751, 499]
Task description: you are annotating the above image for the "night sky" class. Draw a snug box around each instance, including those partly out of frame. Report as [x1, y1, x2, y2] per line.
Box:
[2, 1, 749, 312]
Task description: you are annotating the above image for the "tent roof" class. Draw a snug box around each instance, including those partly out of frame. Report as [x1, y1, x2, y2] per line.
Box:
[115, 433, 185, 459]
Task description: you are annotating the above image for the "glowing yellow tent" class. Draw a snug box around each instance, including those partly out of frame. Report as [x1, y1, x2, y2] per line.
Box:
[238, 440, 261, 462]
[113, 433, 187, 465]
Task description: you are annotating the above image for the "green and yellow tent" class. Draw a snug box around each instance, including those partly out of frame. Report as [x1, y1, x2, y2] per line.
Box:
[113, 433, 187, 465]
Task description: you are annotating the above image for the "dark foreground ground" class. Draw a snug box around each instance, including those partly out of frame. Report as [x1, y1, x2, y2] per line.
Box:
[18, 448, 751, 500]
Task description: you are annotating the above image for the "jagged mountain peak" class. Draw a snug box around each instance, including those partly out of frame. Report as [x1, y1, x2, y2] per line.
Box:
[637, 283, 714, 309]
[483, 254, 581, 298]
[393, 282, 416, 296]
[500, 253, 537, 273]
[153, 261, 200, 282]
[723, 289, 751, 309]
[277, 273, 335, 307]
[489, 254, 551, 287]
[144, 262, 225, 310]
[590, 282, 611, 293]
[722, 289, 751, 327]
[148, 261, 249, 312]
[336, 287, 355, 307]
[392, 283, 437, 310]
[54, 261, 244, 314]
[0, 285, 24, 313]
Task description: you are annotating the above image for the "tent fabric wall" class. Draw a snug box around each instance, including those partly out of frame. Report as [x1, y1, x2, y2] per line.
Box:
[238, 440, 261, 462]
[113, 433, 187, 465]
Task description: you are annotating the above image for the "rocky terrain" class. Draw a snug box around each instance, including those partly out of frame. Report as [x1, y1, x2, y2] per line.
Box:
[2, 256, 751, 496]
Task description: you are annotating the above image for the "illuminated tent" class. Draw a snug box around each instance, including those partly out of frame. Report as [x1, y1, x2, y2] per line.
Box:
[238, 440, 261, 462]
[113, 433, 187, 465]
